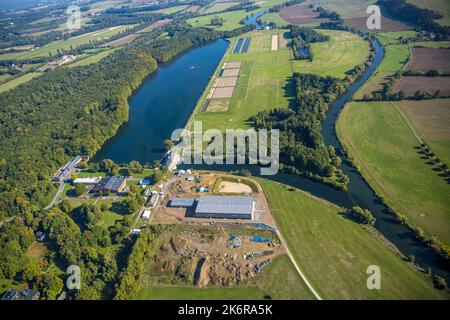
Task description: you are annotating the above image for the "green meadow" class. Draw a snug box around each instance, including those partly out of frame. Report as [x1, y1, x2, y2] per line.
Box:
[258, 178, 447, 299]
[337, 101, 450, 245]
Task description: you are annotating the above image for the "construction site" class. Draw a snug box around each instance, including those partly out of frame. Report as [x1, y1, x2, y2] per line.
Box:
[150, 172, 277, 229]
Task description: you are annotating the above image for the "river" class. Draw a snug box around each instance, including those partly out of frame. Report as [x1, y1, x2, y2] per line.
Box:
[94, 33, 449, 281]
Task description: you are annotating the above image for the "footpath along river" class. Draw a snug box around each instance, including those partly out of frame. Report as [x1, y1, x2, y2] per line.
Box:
[95, 33, 449, 282]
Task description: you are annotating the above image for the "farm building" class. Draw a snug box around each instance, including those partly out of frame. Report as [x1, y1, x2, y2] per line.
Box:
[91, 176, 127, 194]
[195, 196, 254, 220]
[170, 198, 196, 208]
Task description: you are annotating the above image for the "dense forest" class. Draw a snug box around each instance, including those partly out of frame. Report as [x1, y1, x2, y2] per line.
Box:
[252, 73, 349, 189]
[0, 24, 220, 220]
[378, 0, 450, 38]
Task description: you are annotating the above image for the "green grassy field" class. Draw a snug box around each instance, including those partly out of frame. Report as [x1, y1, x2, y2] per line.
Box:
[260, 12, 289, 26]
[202, 2, 240, 15]
[0, 72, 42, 93]
[153, 5, 189, 14]
[258, 178, 447, 299]
[256, 254, 315, 299]
[0, 25, 132, 60]
[192, 29, 368, 131]
[376, 31, 418, 46]
[304, 0, 377, 18]
[337, 101, 450, 245]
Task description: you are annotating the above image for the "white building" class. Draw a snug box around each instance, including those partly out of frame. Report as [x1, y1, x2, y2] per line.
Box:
[73, 177, 101, 185]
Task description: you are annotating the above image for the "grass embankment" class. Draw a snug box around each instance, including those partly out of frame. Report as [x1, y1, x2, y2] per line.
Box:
[258, 178, 447, 299]
[337, 101, 450, 245]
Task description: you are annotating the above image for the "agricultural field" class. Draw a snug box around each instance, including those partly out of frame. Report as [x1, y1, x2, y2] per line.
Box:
[279, 3, 330, 25]
[67, 48, 119, 68]
[394, 76, 450, 97]
[202, 2, 240, 14]
[0, 25, 132, 60]
[343, 16, 410, 32]
[258, 178, 448, 299]
[405, 47, 450, 72]
[337, 101, 450, 245]
[303, 0, 377, 18]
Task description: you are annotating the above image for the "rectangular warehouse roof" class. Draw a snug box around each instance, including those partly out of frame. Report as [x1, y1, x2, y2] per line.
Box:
[170, 198, 196, 207]
[195, 196, 253, 216]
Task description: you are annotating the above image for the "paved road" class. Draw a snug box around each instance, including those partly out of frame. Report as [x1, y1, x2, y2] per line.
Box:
[44, 182, 65, 210]
[275, 229, 323, 300]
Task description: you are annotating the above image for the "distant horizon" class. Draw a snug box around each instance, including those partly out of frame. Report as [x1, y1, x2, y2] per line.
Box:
[0, 0, 56, 11]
